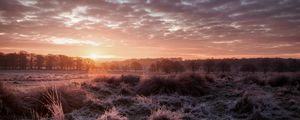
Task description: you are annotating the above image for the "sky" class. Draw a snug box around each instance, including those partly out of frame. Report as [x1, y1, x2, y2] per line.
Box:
[0, 0, 300, 59]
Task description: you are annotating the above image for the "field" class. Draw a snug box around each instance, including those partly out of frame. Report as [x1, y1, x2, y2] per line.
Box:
[0, 71, 300, 120]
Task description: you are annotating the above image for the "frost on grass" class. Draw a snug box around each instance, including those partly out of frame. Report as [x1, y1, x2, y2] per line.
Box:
[137, 73, 210, 96]
[97, 107, 128, 120]
[149, 107, 183, 120]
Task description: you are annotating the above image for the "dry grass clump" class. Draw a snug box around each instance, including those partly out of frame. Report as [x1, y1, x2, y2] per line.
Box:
[268, 75, 290, 87]
[93, 75, 140, 87]
[120, 75, 140, 86]
[231, 93, 258, 114]
[97, 107, 128, 120]
[148, 107, 183, 120]
[0, 83, 88, 119]
[0, 82, 24, 119]
[242, 75, 266, 86]
[137, 73, 210, 96]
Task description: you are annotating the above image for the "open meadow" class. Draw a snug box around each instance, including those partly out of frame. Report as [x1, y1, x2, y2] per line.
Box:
[1, 70, 300, 120]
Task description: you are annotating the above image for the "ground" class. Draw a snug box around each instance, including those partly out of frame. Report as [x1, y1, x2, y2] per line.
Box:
[0, 71, 299, 120]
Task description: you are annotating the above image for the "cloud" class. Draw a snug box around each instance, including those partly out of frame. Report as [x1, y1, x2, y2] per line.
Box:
[48, 37, 100, 46]
[0, 0, 300, 58]
[212, 40, 242, 44]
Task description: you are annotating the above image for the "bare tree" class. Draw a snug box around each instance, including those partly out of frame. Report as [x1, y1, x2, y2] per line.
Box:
[131, 61, 143, 71]
[203, 59, 215, 73]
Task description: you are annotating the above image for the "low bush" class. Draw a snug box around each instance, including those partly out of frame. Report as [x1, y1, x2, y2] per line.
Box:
[93, 75, 140, 87]
[120, 75, 140, 86]
[231, 93, 258, 114]
[268, 75, 290, 87]
[137, 73, 210, 96]
[242, 76, 265, 86]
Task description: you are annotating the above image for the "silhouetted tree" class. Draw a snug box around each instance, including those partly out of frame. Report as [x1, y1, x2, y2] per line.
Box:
[29, 53, 35, 70]
[6, 53, 18, 69]
[35, 55, 45, 70]
[131, 61, 142, 71]
[259, 58, 271, 74]
[0, 52, 4, 69]
[46, 55, 56, 70]
[203, 59, 215, 73]
[173, 61, 185, 73]
[160, 59, 174, 73]
[240, 63, 257, 73]
[188, 60, 200, 72]
[272, 60, 287, 72]
[18, 51, 28, 70]
[149, 63, 158, 72]
[287, 59, 300, 72]
[121, 65, 129, 72]
[216, 61, 231, 73]
[75, 57, 83, 70]
[109, 63, 120, 71]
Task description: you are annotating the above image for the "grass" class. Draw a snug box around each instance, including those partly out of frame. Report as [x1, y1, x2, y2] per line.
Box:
[232, 93, 256, 114]
[242, 75, 266, 86]
[148, 107, 183, 120]
[0, 82, 87, 119]
[137, 73, 210, 96]
[97, 107, 128, 120]
[93, 75, 141, 87]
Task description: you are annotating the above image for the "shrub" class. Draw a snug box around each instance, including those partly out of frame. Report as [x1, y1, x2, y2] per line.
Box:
[175, 73, 210, 96]
[97, 107, 128, 120]
[94, 76, 120, 86]
[268, 75, 290, 87]
[231, 93, 258, 114]
[242, 76, 265, 86]
[93, 75, 141, 87]
[137, 73, 210, 96]
[148, 107, 182, 120]
[120, 75, 140, 86]
[290, 74, 300, 86]
[137, 76, 179, 96]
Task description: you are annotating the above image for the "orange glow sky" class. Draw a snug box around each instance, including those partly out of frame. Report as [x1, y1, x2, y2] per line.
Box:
[1, 0, 300, 59]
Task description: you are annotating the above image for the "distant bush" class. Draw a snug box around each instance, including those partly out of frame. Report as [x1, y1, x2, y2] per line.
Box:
[242, 76, 265, 86]
[290, 74, 300, 86]
[94, 75, 140, 86]
[97, 107, 128, 120]
[120, 75, 140, 86]
[148, 107, 182, 120]
[137, 73, 210, 96]
[268, 75, 290, 87]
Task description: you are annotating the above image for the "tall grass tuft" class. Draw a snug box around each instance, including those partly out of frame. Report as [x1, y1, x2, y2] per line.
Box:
[43, 87, 64, 120]
[148, 107, 183, 120]
[97, 107, 128, 120]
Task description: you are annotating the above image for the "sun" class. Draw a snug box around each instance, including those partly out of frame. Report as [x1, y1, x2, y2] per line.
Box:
[85, 53, 115, 60]
[88, 53, 99, 60]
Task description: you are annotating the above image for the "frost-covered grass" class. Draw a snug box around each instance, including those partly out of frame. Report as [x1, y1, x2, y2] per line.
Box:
[1, 73, 300, 120]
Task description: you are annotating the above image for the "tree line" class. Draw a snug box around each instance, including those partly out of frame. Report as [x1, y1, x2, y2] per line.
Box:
[0, 51, 95, 70]
[99, 58, 300, 74]
[1, 51, 300, 73]
[152, 58, 300, 74]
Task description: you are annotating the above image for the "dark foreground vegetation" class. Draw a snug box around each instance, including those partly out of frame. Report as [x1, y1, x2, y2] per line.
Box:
[1, 72, 300, 120]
